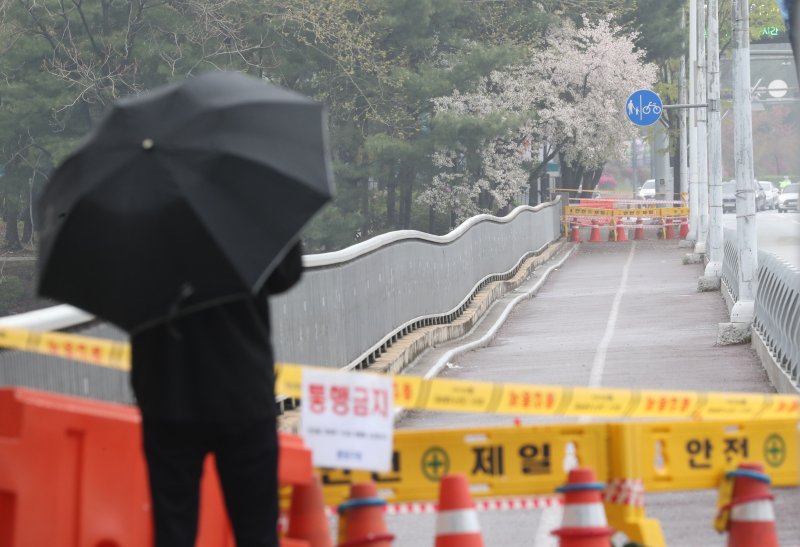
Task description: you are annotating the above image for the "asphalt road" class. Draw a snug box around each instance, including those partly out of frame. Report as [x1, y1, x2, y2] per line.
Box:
[388, 240, 799, 547]
[723, 208, 800, 269]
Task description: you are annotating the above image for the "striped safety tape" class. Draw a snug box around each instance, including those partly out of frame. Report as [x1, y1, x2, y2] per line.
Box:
[2, 328, 799, 420]
[604, 478, 645, 508]
[279, 495, 563, 524]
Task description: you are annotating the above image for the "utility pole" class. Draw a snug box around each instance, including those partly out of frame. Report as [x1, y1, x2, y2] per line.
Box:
[687, 0, 699, 243]
[703, 0, 723, 285]
[679, 55, 688, 208]
[694, 0, 709, 254]
[654, 121, 671, 200]
[728, 0, 758, 331]
[678, 9, 688, 210]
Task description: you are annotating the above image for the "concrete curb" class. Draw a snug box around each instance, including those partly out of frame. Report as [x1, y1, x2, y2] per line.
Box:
[751, 327, 800, 395]
[277, 239, 570, 433]
[424, 245, 577, 380]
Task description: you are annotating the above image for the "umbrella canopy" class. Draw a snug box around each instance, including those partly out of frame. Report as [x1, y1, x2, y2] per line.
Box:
[37, 71, 333, 332]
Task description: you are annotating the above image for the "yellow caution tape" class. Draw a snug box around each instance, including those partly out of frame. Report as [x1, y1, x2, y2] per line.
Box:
[0, 327, 130, 370]
[1, 327, 797, 421]
[275, 363, 800, 421]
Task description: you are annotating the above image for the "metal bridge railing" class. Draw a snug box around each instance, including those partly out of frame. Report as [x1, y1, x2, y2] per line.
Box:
[723, 227, 800, 386]
[0, 198, 564, 404]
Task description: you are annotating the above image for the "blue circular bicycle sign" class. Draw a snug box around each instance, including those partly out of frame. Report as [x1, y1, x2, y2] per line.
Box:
[626, 89, 663, 126]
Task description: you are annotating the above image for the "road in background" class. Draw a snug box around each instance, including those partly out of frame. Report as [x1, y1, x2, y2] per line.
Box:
[724, 208, 800, 269]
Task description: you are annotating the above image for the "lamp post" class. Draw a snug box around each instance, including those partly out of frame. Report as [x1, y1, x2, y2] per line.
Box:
[695, 0, 709, 254]
[687, 0, 699, 243]
[704, 0, 723, 283]
[729, 0, 759, 329]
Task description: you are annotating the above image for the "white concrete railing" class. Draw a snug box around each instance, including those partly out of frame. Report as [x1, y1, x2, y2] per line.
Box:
[0, 199, 563, 403]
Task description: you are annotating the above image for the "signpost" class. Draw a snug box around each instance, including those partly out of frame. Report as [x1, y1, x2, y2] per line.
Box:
[625, 89, 663, 127]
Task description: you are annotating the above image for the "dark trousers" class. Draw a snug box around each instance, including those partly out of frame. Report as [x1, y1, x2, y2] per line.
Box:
[142, 419, 279, 547]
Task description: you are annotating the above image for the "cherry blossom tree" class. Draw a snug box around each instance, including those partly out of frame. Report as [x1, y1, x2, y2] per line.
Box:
[420, 16, 657, 223]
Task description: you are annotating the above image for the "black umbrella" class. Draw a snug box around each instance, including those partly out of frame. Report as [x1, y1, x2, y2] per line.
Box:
[37, 71, 333, 332]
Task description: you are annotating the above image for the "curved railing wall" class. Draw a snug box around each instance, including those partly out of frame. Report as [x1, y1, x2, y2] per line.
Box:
[0, 198, 563, 403]
[722, 228, 800, 385]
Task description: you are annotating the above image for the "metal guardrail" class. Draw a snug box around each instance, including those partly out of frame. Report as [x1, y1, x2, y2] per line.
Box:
[0, 198, 563, 403]
[723, 228, 800, 385]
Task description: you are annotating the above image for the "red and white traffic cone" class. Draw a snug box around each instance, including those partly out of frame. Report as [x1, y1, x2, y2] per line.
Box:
[663, 218, 677, 240]
[552, 467, 614, 547]
[336, 482, 394, 547]
[720, 463, 778, 547]
[434, 474, 483, 547]
[634, 218, 646, 240]
[589, 220, 602, 243]
[679, 216, 689, 239]
[285, 475, 333, 547]
[616, 219, 628, 242]
[570, 218, 582, 242]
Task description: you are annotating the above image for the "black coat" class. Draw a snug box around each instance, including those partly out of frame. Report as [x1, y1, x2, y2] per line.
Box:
[131, 243, 303, 422]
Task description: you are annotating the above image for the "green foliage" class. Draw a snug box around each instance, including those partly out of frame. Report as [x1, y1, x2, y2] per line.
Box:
[0, 0, 592, 252]
[302, 203, 364, 253]
[621, 0, 685, 63]
[0, 275, 27, 315]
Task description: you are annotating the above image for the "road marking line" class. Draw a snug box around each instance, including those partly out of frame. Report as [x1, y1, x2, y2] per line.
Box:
[588, 243, 636, 388]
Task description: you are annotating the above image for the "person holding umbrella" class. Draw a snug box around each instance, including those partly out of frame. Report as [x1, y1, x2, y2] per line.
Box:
[130, 241, 303, 546]
[37, 71, 334, 546]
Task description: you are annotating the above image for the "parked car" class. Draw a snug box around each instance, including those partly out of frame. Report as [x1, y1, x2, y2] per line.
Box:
[758, 180, 779, 209]
[778, 182, 799, 213]
[722, 181, 737, 213]
[722, 180, 766, 212]
[637, 179, 655, 200]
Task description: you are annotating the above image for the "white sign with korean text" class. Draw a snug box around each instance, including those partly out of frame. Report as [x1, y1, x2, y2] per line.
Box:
[300, 368, 394, 472]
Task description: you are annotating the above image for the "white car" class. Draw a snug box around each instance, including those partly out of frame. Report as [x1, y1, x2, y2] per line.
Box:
[637, 179, 655, 200]
[777, 182, 799, 213]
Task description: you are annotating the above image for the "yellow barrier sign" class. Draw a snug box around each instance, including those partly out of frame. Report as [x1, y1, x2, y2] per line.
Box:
[658, 207, 689, 217]
[291, 418, 798, 507]
[276, 363, 800, 421]
[563, 206, 689, 218]
[307, 423, 608, 506]
[609, 419, 799, 491]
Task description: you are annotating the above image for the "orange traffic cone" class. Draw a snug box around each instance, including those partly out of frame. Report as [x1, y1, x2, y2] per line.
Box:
[616, 220, 628, 242]
[679, 217, 689, 239]
[285, 475, 333, 547]
[722, 463, 778, 547]
[552, 467, 614, 547]
[570, 218, 582, 242]
[634, 218, 646, 240]
[663, 218, 676, 240]
[589, 220, 602, 242]
[336, 482, 394, 547]
[434, 474, 483, 547]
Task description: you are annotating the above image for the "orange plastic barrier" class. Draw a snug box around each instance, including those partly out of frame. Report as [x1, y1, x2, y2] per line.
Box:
[578, 198, 617, 209]
[0, 387, 312, 547]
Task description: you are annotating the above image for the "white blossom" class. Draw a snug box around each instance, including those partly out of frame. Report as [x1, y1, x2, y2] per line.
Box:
[424, 16, 657, 222]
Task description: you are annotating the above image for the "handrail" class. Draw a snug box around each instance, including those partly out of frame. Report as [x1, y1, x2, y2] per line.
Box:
[0, 198, 564, 403]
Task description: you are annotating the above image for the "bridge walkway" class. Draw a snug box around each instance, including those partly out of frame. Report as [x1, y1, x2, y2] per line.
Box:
[393, 239, 799, 546]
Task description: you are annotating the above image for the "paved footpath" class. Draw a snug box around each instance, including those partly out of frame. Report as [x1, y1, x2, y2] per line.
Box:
[390, 239, 799, 546]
